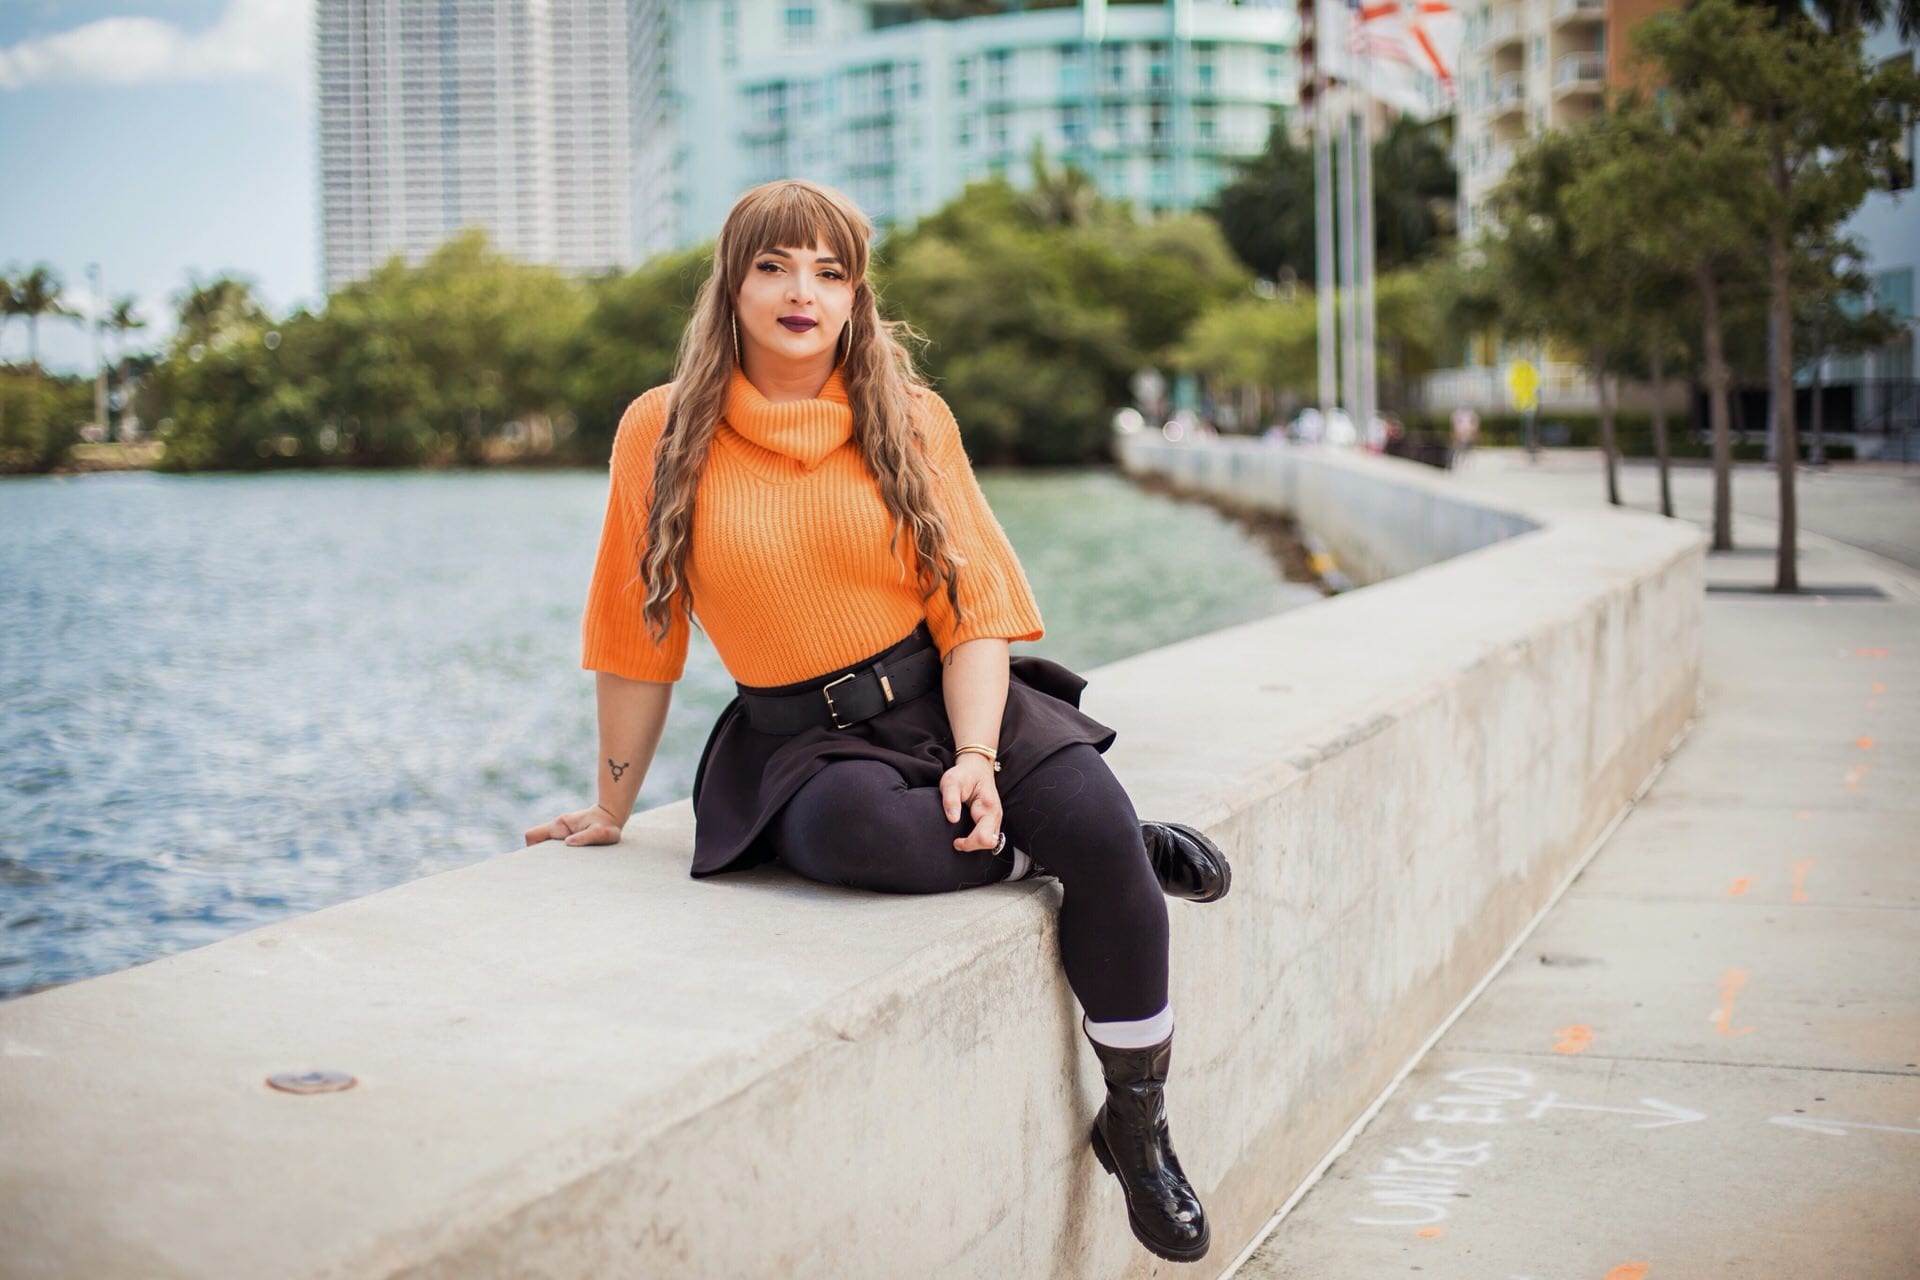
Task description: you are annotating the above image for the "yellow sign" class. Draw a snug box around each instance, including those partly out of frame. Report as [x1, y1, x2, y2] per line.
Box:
[1507, 359, 1540, 411]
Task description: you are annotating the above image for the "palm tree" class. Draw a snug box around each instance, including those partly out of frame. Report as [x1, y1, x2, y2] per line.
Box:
[1800, 0, 1918, 38]
[0, 269, 18, 365]
[1022, 139, 1104, 227]
[105, 296, 149, 439]
[170, 273, 269, 353]
[9, 264, 81, 371]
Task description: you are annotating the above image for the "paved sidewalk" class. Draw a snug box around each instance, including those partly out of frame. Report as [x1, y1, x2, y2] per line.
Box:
[1231, 451, 1920, 1279]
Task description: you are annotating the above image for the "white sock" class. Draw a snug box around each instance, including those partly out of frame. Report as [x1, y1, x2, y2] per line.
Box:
[1083, 1002, 1175, 1049]
[1006, 846, 1031, 880]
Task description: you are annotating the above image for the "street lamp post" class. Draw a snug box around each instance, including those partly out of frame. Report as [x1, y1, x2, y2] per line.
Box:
[87, 262, 107, 442]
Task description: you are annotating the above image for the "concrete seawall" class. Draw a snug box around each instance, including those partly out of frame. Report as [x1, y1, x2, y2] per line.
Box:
[0, 441, 1703, 1279]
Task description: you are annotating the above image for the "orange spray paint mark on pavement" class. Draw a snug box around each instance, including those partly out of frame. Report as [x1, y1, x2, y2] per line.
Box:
[1727, 877, 1752, 898]
[1871, 682, 1886, 693]
[1796, 810, 1812, 820]
[1605, 1266, 1651, 1280]
[1852, 647, 1889, 658]
[1713, 968, 1754, 1037]
[1858, 736, 1875, 750]
[1789, 859, 1813, 904]
[1416, 1226, 1444, 1238]
[1845, 764, 1871, 793]
[1554, 1024, 1596, 1054]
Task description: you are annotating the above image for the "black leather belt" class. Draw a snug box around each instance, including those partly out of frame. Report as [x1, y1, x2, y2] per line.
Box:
[737, 632, 942, 735]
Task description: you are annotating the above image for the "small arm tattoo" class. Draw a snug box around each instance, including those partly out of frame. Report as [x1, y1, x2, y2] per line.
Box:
[607, 758, 629, 780]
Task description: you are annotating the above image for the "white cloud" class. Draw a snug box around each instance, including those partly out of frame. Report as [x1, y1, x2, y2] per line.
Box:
[0, 0, 311, 94]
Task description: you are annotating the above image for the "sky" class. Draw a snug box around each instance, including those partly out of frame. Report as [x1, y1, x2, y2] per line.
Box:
[0, 0, 316, 374]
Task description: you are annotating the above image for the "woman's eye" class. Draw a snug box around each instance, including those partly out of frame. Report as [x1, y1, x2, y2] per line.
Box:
[756, 261, 780, 272]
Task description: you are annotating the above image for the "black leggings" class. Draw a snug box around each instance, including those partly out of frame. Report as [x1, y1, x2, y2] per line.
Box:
[768, 742, 1170, 1023]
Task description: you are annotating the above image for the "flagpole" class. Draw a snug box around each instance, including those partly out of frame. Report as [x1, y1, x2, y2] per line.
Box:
[1356, 54, 1378, 442]
[1337, 81, 1360, 432]
[1314, 0, 1337, 419]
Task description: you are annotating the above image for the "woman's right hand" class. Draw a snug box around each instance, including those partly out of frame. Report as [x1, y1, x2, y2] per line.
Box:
[524, 803, 625, 848]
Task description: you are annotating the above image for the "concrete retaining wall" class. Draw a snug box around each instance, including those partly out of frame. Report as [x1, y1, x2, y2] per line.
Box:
[0, 440, 1703, 1279]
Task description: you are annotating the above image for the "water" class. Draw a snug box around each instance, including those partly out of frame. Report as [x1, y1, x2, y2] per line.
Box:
[0, 465, 1320, 1000]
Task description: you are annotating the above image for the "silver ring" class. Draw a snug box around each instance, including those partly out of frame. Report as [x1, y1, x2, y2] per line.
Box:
[992, 831, 1007, 856]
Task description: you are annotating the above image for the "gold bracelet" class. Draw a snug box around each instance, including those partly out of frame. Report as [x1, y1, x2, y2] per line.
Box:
[953, 743, 1001, 772]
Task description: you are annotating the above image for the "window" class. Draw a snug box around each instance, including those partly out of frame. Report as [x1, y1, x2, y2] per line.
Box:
[1061, 104, 1086, 146]
[987, 47, 1011, 97]
[1059, 40, 1087, 94]
[955, 57, 971, 97]
[786, 4, 814, 51]
[1876, 268, 1914, 321]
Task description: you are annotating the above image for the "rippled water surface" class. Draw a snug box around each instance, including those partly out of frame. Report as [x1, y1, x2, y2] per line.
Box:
[0, 465, 1320, 999]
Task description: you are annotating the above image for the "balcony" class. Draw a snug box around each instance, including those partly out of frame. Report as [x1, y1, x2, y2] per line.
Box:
[1479, 9, 1522, 54]
[1551, 0, 1605, 26]
[1490, 71, 1526, 120]
[1553, 50, 1605, 96]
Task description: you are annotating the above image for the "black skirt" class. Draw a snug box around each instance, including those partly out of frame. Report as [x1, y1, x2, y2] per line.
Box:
[688, 619, 1119, 878]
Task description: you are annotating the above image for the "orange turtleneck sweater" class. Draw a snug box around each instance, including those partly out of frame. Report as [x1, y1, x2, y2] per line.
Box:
[580, 364, 1045, 687]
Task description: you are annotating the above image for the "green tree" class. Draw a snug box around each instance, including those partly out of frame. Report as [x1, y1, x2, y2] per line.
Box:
[881, 167, 1247, 462]
[1207, 116, 1458, 284]
[5, 263, 82, 371]
[566, 244, 710, 456]
[1640, 0, 1920, 589]
[1205, 121, 1318, 284]
[1487, 126, 1644, 504]
[1370, 117, 1458, 272]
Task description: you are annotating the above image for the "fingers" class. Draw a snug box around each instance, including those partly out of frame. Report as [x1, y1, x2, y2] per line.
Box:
[526, 811, 621, 848]
[944, 777, 1003, 853]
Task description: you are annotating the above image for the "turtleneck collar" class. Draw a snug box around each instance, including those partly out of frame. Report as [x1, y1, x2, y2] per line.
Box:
[722, 364, 853, 470]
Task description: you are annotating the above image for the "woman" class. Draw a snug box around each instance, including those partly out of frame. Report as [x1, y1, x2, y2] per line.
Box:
[524, 179, 1232, 1265]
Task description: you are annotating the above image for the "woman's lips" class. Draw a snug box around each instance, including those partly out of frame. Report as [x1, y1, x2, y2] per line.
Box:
[778, 317, 817, 332]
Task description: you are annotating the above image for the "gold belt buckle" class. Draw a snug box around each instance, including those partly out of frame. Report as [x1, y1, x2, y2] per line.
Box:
[821, 670, 859, 729]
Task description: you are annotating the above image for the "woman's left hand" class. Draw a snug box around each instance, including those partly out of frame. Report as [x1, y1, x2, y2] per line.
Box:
[941, 754, 1004, 853]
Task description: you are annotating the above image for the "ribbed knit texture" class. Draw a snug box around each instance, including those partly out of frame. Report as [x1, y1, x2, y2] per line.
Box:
[581, 364, 1045, 687]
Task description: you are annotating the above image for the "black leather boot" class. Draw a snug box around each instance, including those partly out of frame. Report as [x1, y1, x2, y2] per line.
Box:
[1084, 1025, 1211, 1263]
[1139, 821, 1232, 903]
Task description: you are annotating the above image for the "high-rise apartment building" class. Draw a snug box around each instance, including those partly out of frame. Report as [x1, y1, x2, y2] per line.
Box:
[630, 0, 1301, 257]
[1452, 0, 1624, 241]
[316, 0, 631, 294]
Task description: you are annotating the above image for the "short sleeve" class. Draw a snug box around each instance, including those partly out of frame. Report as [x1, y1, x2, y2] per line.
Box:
[581, 391, 690, 683]
[916, 391, 1045, 658]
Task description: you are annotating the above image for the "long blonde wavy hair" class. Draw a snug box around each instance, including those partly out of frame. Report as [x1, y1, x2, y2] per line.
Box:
[634, 179, 973, 653]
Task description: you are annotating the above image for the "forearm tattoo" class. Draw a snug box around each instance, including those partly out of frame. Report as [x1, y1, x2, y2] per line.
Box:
[607, 758, 629, 781]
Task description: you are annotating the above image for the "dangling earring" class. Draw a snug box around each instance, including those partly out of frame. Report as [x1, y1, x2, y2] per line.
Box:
[732, 314, 742, 366]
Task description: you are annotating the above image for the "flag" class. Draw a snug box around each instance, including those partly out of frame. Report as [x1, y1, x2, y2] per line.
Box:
[1334, 0, 1464, 115]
